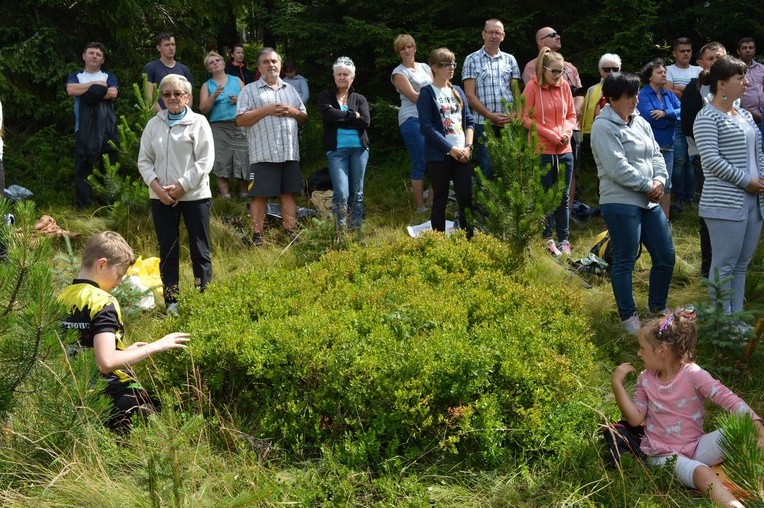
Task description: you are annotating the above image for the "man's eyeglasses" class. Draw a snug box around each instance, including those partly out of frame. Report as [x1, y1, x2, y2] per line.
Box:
[601, 67, 620, 73]
[544, 67, 563, 76]
[439, 62, 457, 68]
[541, 31, 558, 40]
[483, 30, 504, 37]
[161, 91, 187, 99]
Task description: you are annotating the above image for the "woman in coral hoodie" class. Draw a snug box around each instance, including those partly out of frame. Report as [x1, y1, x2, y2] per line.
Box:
[522, 47, 577, 256]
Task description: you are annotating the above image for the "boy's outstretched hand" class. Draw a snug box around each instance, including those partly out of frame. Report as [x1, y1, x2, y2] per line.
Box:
[154, 332, 190, 353]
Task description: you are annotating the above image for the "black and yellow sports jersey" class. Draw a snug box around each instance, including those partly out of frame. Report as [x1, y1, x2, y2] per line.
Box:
[58, 279, 138, 390]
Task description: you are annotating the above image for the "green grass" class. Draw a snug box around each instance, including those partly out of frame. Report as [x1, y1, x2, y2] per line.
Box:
[2, 144, 764, 507]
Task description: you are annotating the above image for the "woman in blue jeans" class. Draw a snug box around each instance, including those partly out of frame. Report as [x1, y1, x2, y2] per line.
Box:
[591, 72, 675, 333]
[318, 57, 370, 231]
[391, 34, 433, 212]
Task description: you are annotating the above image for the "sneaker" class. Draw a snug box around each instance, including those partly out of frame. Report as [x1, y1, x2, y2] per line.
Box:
[649, 307, 672, 317]
[166, 302, 180, 317]
[546, 238, 562, 257]
[621, 314, 641, 334]
[560, 240, 572, 255]
[416, 205, 429, 214]
[251, 232, 263, 247]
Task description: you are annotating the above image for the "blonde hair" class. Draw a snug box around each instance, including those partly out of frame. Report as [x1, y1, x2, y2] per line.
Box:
[204, 50, 224, 68]
[535, 47, 564, 86]
[639, 308, 698, 363]
[81, 231, 135, 270]
[393, 34, 416, 55]
[427, 48, 462, 109]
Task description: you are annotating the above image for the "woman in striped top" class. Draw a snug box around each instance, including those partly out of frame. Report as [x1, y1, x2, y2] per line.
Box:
[694, 55, 764, 315]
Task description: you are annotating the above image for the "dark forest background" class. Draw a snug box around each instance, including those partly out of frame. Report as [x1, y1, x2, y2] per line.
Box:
[1, 0, 763, 188]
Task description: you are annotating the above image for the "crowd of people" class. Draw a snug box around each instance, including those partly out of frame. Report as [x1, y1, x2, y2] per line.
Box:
[23, 21, 763, 506]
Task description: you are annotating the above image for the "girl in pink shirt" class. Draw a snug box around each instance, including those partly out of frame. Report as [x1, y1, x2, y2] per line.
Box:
[522, 47, 577, 257]
[611, 309, 764, 507]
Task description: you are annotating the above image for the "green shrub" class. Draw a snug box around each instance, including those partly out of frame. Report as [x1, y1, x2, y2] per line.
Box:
[156, 233, 602, 468]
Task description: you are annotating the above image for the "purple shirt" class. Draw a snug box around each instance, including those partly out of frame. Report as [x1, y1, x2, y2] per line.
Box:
[741, 60, 764, 117]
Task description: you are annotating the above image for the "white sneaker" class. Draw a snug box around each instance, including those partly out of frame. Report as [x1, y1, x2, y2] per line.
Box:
[621, 314, 641, 334]
[546, 238, 562, 257]
[166, 302, 179, 317]
[560, 240, 572, 255]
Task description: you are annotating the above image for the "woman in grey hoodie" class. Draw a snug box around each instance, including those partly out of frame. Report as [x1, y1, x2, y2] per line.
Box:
[591, 72, 675, 334]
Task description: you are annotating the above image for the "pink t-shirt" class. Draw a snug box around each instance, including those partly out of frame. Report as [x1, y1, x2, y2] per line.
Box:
[633, 362, 760, 458]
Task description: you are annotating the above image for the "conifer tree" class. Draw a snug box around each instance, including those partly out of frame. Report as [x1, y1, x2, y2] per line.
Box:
[0, 200, 64, 416]
[471, 85, 565, 261]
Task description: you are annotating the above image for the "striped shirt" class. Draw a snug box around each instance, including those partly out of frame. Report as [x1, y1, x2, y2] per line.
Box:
[461, 47, 520, 125]
[237, 77, 306, 163]
[694, 104, 764, 220]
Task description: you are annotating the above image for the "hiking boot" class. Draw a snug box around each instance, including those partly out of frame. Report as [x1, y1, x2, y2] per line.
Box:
[560, 240, 572, 255]
[546, 238, 562, 257]
[621, 314, 641, 334]
[251, 232, 263, 247]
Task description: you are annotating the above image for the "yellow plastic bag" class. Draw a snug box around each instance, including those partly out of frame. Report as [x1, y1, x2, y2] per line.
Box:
[126, 256, 163, 298]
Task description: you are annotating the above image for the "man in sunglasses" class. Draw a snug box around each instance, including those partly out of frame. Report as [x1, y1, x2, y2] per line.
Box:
[66, 42, 120, 209]
[523, 27, 583, 208]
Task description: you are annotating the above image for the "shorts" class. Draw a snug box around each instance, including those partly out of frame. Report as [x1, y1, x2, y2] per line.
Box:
[247, 161, 303, 198]
[648, 430, 724, 488]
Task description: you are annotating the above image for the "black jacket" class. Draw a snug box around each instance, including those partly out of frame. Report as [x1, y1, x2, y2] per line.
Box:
[318, 86, 370, 151]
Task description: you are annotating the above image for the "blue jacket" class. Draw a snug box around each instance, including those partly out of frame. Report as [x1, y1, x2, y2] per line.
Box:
[417, 84, 474, 162]
[636, 85, 680, 149]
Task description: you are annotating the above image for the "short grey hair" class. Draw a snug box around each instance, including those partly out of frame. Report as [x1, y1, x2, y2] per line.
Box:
[158, 74, 192, 94]
[598, 53, 622, 70]
[332, 56, 355, 77]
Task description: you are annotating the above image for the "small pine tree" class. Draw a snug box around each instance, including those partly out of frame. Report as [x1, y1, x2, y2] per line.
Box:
[695, 269, 754, 370]
[89, 77, 156, 230]
[717, 412, 764, 504]
[0, 199, 65, 416]
[470, 83, 565, 261]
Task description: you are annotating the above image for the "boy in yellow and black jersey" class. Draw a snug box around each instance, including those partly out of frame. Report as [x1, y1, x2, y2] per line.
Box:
[59, 231, 190, 433]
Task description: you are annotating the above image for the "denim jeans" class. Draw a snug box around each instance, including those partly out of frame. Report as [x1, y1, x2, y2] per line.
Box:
[540, 153, 574, 242]
[327, 147, 369, 230]
[601, 203, 675, 320]
[399, 117, 426, 180]
[659, 148, 674, 194]
[473, 123, 502, 180]
[671, 127, 695, 202]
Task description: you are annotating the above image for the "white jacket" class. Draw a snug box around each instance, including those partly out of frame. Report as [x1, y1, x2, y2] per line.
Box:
[138, 108, 214, 201]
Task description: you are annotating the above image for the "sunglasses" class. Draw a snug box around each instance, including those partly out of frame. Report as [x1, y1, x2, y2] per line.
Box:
[544, 67, 563, 76]
[601, 67, 620, 73]
[541, 31, 558, 40]
[161, 91, 186, 99]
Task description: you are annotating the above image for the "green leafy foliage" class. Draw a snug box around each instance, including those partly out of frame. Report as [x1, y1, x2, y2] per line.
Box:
[157, 233, 601, 468]
[471, 89, 565, 260]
